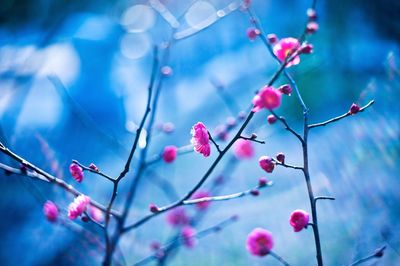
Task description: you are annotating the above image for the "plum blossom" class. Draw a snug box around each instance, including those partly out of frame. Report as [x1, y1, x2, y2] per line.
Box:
[89, 206, 104, 223]
[233, 139, 254, 159]
[349, 103, 360, 114]
[192, 190, 212, 210]
[181, 226, 196, 248]
[246, 228, 274, 256]
[166, 207, 189, 227]
[68, 195, 90, 220]
[259, 156, 275, 173]
[247, 27, 260, 41]
[273, 37, 301, 67]
[191, 122, 211, 157]
[252, 86, 282, 112]
[162, 145, 178, 163]
[43, 200, 58, 222]
[289, 209, 310, 232]
[69, 163, 84, 182]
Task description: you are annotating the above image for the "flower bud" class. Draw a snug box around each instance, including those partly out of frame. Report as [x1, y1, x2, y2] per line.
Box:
[276, 153, 285, 164]
[267, 115, 277, 125]
[349, 103, 360, 114]
[259, 156, 275, 173]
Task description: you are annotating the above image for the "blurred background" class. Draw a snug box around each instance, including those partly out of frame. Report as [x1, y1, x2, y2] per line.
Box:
[0, 0, 399, 265]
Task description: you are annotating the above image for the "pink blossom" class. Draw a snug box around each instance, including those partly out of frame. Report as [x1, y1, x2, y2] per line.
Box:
[273, 37, 301, 67]
[89, 206, 104, 223]
[267, 33, 278, 45]
[68, 195, 90, 220]
[306, 21, 319, 34]
[233, 139, 254, 159]
[43, 200, 58, 222]
[162, 145, 178, 163]
[166, 207, 189, 227]
[259, 156, 275, 173]
[69, 163, 84, 182]
[181, 226, 196, 248]
[149, 204, 160, 213]
[246, 228, 274, 256]
[192, 190, 212, 210]
[191, 122, 211, 157]
[289, 209, 310, 232]
[252, 86, 282, 112]
[278, 84, 292, 95]
[247, 27, 260, 41]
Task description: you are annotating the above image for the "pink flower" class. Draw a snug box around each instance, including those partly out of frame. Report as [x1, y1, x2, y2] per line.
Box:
[246, 228, 274, 256]
[166, 207, 189, 227]
[289, 209, 310, 232]
[181, 226, 196, 248]
[69, 163, 84, 182]
[43, 200, 58, 222]
[68, 195, 90, 220]
[247, 27, 260, 41]
[259, 156, 275, 173]
[89, 206, 104, 223]
[191, 122, 211, 157]
[162, 145, 178, 163]
[233, 139, 254, 159]
[192, 190, 212, 210]
[252, 86, 282, 112]
[273, 37, 301, 67]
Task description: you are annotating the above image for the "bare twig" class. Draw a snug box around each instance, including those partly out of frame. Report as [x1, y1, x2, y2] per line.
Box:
[348, 246, 386, 266]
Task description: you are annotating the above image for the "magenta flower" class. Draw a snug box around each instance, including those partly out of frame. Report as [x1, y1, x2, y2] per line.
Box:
[289, 209, 310, 232]
[43, 200, 58, 222]
[191, 122, 211, 157]
[233, 139, 254, 159]
[166, 207, 189, 227]
[246, 228, 274, 256]
[349, 103, 360, 114]
[192, 190, 212, 210]
[89, 206, 104, 223]
[259, 156, 275, 173]
[69, 163, 84, 182]
[162, 145, 178, 163]
[68, 195, 90, 220]
[252, 86, 282, 112]
[247, 27, 260, 41]
[273, 37, 301, 67]
[181, 226, 196, 248]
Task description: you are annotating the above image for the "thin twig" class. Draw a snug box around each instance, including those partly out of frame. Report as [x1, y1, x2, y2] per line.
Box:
[270, 250, 290, 266]
[72, 160, 116, 182]
[348, 246, 386, 266]
[308, 100, 375, 129]
[208, 131, 222, 153]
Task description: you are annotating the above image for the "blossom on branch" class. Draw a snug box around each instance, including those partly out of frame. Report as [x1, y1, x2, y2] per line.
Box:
[162, 145, 178, 163]
[191, 122, 211, 157]
[273, 37, 301, 67]
[43, 200, 58, 222]
[69, 163, 84, 182]
[252, 86, 282, 112]
[68, 195, 90, 220]
[259, 156, 275, 173]
[289, 209, 310, 232]
[234, 139, 254, 159]
[246, 228, 274, 256]
[192, 190, 212, 210]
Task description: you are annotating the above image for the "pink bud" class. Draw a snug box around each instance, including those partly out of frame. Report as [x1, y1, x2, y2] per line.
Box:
[278, 84, 292, 95]
[258, 177, 268, 187]
[267, 115, 277, 124]
[150, 241, 161, 251]
[252, 86, 282, 112]
[250, 189, 260, 196]
[161, 66, 173, 76]
[214, 125, 229, 141]
[162, 145, 178, 163]
[181, 226, 196, 248]
[246, 228, 274, 256]
[89, 163, 99, 172]
[307, 8, 317, 20]
[149, 204, 159, 213]
[166, 207, 189, 227]
[276, 153, 285, 164]
[233, 139, 254, 159]
[267, 34, 278, 45]
[299, 44, 314, 54]
[247, 27, 260, 41]
[43, 201, 58, 222]
[349, 103, 360, 114]
[162, 122, 175, 133]
[289, 209, 310, 232]
[306, 22, 319, 34]
[259, 156, 275, 173]
[69, 163, 84, 182]
[192, 190, 212, 210]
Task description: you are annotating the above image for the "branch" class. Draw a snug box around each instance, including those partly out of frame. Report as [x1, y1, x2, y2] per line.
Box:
[133, 215, 238, 266]
[348, 246, 386, 266]
[208, 131, 222, 154]
[314, 196, 335, 203]
[269, 110, 304, 143]
[308, 100, 375, 129]
[272, 159, 303, 171]
[269, 251, 290, 266]
[72, 160, 115, 182]
[144, 144, 193, 167]
[0, 149, 120, 218]
[239, 135, 266, 144]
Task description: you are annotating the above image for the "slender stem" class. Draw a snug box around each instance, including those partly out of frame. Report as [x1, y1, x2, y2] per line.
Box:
[308, 100, 375, 129]
[314, 196, 335, 203]
[72, 160, 116, 182]
[349, 246, 386, 266]
[239, 135, 266, 144]
[272, 159, 303, 171]
[208, 131, 222, 153]
[269, 110, 304, 143]
[270, 250, 290, 266]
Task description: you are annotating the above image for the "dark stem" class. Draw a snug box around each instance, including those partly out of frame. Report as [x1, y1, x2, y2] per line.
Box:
[270, 250, 290, 266]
